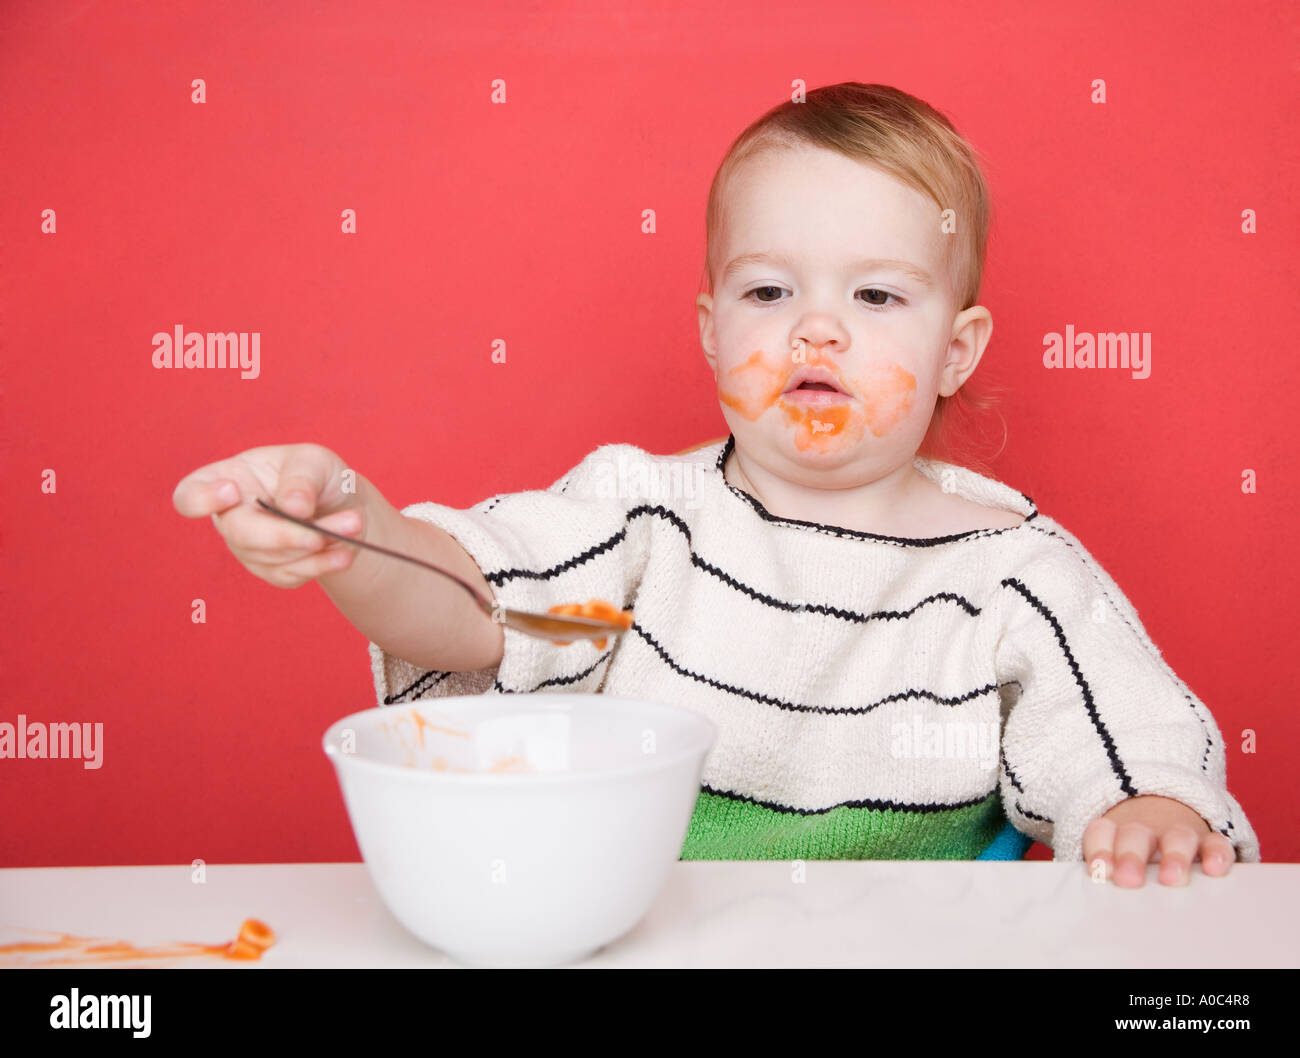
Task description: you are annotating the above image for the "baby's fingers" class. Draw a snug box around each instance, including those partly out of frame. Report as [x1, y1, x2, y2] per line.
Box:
[174, 475, 242, 518]
[1111, 822, 1158, 887]
[1199, 832, 1237, 878]
[275, 445, 334, 518]
[1083, 817, 1157, 886]
[1083, 817, 1118, 881]
[216, 503, 361, 560]
[252, 542, 357, 588]
[1155, 824, 1202, 886]
[214, 502, 328, 556]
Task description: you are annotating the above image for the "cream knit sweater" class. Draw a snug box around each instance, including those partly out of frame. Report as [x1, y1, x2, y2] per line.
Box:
[368, 436, 1260, 863]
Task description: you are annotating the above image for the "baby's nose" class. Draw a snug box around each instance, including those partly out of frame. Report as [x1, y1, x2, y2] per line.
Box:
[792, 337, 838, 359]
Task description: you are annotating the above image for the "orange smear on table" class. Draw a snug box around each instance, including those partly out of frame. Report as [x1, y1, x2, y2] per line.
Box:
[0, 918, 275, 967]
[547, 598, 634, 650]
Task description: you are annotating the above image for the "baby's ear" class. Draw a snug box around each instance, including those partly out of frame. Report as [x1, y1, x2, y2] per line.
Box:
[696, 293, 719, 371]
[938, 305, 994, 394]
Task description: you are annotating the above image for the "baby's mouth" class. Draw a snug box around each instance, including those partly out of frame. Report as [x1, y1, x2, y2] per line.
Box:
[780, 368, 854, 403]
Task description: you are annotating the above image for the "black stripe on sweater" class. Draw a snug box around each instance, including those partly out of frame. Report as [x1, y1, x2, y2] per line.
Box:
[386, 668, 452, 704]
[457, 616, 1003, 711]
[1026, 521, 1216, 775]
[1015, 803, 1052, 823]
[492, 651, 611, 694]
[714, 434, 1040, 547]
[483, 520, 636, 586]
[611, 623, 1001, 715]
[486, 502, 984, 625]
[1000, 746, 1026, 794]
[386, 654, 612, 703]
[697, 551, 982, 621]
[1000, 576, 1137, 798]
[405, 618, 1004, 711]
[1000, 718, 1055, 822]
[701, 782, 999, 816]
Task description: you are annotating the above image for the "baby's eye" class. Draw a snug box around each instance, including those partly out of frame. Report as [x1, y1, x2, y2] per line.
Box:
[858, 288, 902, 308]
[742, 285, 904, 309]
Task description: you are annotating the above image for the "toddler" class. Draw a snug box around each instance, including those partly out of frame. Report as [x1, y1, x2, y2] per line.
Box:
[174, 82, 1258, 884]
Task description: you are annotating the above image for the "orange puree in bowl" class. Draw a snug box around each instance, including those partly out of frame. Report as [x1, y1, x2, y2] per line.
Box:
[410, 707, 471, 746]
[546, 598, 634, 649]
[430, 754, 535, 775]
[0, 918, 276, 967]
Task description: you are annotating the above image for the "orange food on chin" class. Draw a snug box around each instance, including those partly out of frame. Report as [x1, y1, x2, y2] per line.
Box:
[547, 598, 634, 649]
[716, 350, 917, 452]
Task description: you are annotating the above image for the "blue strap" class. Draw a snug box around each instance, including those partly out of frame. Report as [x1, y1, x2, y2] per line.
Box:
[976, 818, 1033, 860]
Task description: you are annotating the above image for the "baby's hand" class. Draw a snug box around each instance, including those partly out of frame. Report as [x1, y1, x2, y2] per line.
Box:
[1082, 795, 1237, 887]
[173, 443, 363, 589]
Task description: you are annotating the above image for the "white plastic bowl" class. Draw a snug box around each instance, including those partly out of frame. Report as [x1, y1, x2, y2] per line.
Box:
[323, 693, 716, 967]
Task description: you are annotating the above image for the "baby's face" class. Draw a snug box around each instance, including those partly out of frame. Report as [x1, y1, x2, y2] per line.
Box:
[698, 144, 975, 484]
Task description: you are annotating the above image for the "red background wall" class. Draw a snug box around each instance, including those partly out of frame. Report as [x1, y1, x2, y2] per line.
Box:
[2, 0, 1296, 866]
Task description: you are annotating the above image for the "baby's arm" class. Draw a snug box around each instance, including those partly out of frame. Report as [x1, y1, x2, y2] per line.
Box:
[364, 442, 660, 706]
[992, 525, 1260, 878]
[316, 472, 504, 673]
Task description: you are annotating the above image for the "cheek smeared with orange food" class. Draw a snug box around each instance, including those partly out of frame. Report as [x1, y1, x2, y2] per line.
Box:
[717, 348, 916, 453]
[546, 598, 634, 650]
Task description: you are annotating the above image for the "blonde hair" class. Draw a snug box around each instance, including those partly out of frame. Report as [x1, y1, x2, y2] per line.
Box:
[700, 82, 1006, 470]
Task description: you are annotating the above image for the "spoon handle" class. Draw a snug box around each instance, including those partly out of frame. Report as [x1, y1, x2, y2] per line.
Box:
[253, 498, 631, 643]
[254, 498, 492, 613]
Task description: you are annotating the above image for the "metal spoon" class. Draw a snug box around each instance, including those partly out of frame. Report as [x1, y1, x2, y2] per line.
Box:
[254, 497, 632, 644]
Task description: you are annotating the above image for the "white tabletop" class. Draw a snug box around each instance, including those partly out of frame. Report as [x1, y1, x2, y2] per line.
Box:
[1, 861, 1295, 968]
